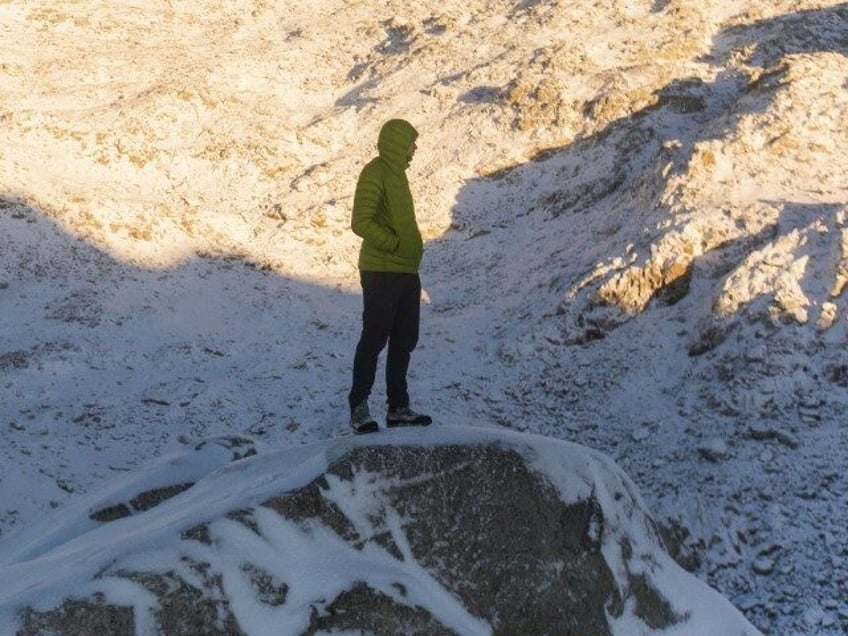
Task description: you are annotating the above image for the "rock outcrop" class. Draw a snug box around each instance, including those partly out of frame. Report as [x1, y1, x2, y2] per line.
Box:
[2, 428, 759, 635]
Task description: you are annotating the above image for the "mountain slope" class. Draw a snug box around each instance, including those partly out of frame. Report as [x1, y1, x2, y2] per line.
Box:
[1, 1, 847, 633]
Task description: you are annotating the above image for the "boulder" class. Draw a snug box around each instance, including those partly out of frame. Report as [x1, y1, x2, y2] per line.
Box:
[0, 427, 759, 635]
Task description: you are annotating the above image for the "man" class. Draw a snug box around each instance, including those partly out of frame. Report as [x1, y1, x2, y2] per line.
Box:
[348, 118, 432, 434]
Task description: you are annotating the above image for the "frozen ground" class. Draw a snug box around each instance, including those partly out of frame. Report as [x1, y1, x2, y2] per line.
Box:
[1, 1, 847, 633]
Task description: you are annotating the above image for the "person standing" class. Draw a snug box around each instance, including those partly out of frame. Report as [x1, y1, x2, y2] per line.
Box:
[348, 118, 432, 434]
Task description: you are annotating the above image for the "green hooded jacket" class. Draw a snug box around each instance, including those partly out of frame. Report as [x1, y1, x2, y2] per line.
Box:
[351, 119, 423, 273]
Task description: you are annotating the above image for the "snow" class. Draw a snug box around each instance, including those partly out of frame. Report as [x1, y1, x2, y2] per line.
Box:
[1, 0, 847, 633]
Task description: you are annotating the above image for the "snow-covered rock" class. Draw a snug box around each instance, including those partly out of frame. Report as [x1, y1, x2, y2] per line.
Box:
[1, 428, 759, 636]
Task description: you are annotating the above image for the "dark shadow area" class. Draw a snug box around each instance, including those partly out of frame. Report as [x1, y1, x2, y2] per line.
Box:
[375, 19, 415, 56]
[707, 3, 848, 66]
[335, 77, 381, 109]
[0, 193, 361, 534]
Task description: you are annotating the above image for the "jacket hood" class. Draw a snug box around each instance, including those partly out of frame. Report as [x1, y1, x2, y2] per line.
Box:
[377, 119, 418, 170]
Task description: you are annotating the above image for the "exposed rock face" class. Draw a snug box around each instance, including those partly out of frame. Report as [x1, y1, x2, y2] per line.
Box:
[267, 444, 625, 636]
[4, 429, 758, 635]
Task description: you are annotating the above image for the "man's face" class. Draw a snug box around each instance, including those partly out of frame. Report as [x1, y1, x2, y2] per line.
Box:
[407, 140, 417, 163]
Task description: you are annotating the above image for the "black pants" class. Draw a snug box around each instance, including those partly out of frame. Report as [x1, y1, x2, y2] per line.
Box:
[349, 271, 421, 412]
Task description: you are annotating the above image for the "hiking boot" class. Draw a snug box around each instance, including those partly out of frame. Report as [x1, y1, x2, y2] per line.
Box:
[350, 402, 379, 434]
[386, 406, 432, 428]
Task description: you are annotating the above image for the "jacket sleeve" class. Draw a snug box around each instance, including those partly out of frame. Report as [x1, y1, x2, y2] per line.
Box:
[351, 164, 400, 253]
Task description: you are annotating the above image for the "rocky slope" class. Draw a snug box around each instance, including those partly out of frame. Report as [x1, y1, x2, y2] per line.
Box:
[1, 1, 847, 633]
